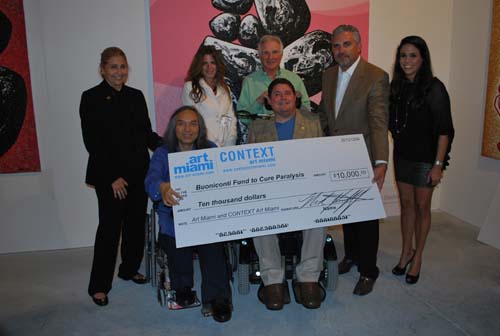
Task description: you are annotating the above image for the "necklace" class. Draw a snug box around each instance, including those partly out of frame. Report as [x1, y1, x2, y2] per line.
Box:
[394, 97, 410, 134]
[393, 82, 414, 135]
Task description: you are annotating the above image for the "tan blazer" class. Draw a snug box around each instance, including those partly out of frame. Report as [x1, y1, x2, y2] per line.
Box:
[318, 59, 390, 164]
[247, 109, 323, 143]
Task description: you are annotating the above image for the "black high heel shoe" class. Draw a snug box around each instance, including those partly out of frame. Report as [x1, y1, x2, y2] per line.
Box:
[405, 272, 420, 284]
[92, 294, 109, 306]
[118, 272, 148, 284]
[392, 251, 415, 276]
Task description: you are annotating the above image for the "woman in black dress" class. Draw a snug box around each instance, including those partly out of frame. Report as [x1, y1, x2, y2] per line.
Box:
[80, 47, 161, 305]
[389, 36, 454, 284]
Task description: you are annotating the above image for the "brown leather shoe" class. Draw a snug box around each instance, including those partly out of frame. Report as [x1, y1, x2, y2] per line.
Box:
[338, 257, 356, 274]
[299, 282, 322, 309]
[261, 283, 284, 310]
[353, 276, 376, 296]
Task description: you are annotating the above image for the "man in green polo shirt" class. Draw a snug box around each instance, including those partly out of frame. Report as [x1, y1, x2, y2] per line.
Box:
[237, 35, 311, 116]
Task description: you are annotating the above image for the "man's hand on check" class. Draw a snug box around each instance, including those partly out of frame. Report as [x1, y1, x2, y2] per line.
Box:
[160, 182, 183, 207]
[372, 163, 387, 191]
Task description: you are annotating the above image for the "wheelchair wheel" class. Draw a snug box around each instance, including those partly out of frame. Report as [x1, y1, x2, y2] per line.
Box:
[324, 259, 338, 291]
[157, 286, 167, 307]
[237, 263, 250, 295]
[226, 243, 238, 273]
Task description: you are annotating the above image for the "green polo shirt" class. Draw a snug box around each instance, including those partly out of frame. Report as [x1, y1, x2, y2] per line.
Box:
[237, 69, 311, 115]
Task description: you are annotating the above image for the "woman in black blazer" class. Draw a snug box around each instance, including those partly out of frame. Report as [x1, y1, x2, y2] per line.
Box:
[80, 47, 161, 306]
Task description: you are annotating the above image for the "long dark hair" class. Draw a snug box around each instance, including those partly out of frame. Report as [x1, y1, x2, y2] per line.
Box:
[185, 45, 229, 103]
[163, 106, 210, 152]
[391, 35, 434, 102]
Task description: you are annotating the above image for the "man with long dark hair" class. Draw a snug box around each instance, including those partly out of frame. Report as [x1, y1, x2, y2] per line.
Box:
[145, 106, 232, 323]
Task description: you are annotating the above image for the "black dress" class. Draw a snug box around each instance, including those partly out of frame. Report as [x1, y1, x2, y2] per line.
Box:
[389, 77, 454, 186]
[80, 80, 161, 295]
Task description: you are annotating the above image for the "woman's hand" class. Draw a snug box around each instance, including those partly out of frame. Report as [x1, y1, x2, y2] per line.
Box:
[427, 166, 443, 186]
[429, 136, 449, 186]
[111, 177, 128, 200]
[160, 182, 183, 207]
[372, 163, 387, 191]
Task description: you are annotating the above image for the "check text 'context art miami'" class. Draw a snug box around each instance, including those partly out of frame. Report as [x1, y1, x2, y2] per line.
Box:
[0, 1, 40, 173]
[149, 0, 369, 134]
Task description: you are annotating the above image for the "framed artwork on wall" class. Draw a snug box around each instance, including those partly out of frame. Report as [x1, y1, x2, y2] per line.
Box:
[0, 1, 41, 173]
[482, 0, 500, 159]
[149, 0, 370, 135]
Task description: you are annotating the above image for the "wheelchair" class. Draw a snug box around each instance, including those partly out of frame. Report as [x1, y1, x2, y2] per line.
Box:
[236, 110, 273, 144]
[144, 202, 237, 314]
[236, 231, 339, 304]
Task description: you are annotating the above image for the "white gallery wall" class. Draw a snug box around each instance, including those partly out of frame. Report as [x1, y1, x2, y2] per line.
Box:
[371, 0, 453, 214]
[0, 0, 153, 253]
[0, 0, 497, 253]
[444, 0, 500, 249]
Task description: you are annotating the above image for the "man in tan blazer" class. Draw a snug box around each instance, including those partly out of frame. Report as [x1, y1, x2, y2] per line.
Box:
[248, 78, 326, 310]
[317, 24, 389, 296]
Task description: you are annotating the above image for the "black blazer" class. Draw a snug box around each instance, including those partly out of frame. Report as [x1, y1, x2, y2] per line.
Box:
[80, 80, 161, 186]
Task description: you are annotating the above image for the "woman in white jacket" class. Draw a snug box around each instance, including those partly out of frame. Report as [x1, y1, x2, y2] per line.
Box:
[182, 45, 237, 147]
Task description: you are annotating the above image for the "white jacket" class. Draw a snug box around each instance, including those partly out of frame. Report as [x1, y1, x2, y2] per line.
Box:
[181, 79, 237, 147]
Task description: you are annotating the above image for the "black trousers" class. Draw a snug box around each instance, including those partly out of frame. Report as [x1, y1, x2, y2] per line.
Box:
[343, 219, 379, 279]
[158, 233, 231, 304]
[88, 182, 147, 296]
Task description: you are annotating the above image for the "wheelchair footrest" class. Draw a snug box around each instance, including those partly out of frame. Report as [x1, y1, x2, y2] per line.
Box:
[167, 290, 201, 310]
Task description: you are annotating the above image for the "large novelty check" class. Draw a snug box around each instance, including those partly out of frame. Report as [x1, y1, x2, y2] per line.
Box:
[169, 135, 386, 247]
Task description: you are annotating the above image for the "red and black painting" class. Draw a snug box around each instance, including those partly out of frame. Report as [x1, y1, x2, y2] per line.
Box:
[0, 1, 40, 173]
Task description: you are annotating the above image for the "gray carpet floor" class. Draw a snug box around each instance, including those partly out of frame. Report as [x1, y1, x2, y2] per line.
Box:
[1, 212, 499, 336]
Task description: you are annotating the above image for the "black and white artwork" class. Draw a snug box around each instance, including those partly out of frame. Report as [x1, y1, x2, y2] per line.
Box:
[204, 0, 335, 109]
[0, 9, 28, 159]
[149, 0, 370, 140]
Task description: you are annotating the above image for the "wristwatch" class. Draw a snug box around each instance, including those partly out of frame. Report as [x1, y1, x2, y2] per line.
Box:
[434, 160, 442, 167]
